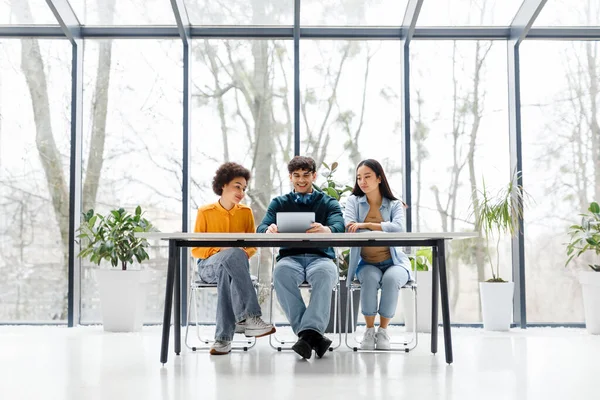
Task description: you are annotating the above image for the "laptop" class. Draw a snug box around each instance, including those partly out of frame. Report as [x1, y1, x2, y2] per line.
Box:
[276, 212, 316, 233]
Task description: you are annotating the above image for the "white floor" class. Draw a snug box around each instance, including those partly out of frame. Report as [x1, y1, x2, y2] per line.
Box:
[0, 325, 598, 400]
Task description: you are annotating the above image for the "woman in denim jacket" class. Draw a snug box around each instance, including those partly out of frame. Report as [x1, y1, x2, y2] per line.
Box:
[343, 159, 411, 350]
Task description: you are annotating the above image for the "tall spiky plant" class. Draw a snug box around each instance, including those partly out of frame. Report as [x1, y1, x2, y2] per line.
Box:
[472, 171, 531, 282]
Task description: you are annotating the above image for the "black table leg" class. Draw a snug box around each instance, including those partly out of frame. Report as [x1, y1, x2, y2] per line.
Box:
[174, 246, 181, 355]
[437, 239, 453, 364]
[160, 239, 177, 364]
[431, 245, 439, 355]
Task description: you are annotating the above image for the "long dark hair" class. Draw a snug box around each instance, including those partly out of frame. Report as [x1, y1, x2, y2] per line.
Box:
[351, 159, 398, 201]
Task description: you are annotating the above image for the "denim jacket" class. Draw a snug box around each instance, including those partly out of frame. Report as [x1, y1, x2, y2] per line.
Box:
[343, 194, 411, 286]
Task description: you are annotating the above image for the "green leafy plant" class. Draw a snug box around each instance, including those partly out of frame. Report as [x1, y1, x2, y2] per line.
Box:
[314, 161, 353, 203]
[409, 247, 432, 271]
[314, 161, 353, 276]
[566, 201, 600, 272]
[471, 172, 531, 282]
[337, 248, 350, 277]
[77, 206, 155, 270]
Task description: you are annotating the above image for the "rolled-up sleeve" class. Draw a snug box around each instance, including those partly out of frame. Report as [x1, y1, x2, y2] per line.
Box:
[381, 201, 405, 233]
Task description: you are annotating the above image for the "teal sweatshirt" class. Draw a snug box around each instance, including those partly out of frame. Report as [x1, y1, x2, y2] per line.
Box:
[256, 191, 345, 260]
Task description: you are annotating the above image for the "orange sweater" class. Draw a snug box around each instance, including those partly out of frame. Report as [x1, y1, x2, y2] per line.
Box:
[191, 202, 257, 259]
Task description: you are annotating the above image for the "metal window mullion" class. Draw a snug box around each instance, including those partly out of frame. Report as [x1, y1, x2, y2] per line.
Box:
[67, 41, 83, 327]
[181, 42, 191, 326]
[400, 42, 412, 232]
[507, 40, 527, 328]
[294, 0, 300, 156]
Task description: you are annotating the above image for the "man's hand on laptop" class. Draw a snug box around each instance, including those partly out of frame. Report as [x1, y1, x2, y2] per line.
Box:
[266, 224, 279, 233]
[306, 222, 331, 234]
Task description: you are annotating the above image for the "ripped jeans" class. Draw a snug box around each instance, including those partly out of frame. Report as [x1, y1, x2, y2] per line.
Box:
[357, 258, 410, 319]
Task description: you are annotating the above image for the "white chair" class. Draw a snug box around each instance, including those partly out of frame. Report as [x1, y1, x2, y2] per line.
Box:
[267, 249, 342, 352]
[344, 263, 419, 353]
[184, 252, 261, 352]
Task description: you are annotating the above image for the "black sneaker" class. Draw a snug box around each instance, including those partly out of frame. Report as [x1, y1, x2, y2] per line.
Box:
[292, 337, 313, 359]
[313, 336, 333, 358]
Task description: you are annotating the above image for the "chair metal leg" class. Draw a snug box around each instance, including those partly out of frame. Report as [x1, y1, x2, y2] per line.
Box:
[345, 284, 419, 353]
[184, 285, 256, 352]
[184, 284, 197, 351]
[268, 284, 342, 351]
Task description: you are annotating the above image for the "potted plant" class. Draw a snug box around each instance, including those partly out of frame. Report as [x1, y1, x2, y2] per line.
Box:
[473, 173, 530, 331]
[566, 201, 600, 334]
[315, 162, 360, 333]
[401, 247, 433, 332]
[77, 206, 155, 332]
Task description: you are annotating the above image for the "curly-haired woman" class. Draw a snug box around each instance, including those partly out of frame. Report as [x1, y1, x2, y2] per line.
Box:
[192, 162, 275, 355]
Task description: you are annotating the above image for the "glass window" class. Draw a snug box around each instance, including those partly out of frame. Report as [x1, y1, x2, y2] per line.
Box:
[410, 40, 510, 323]
[301, 0, 409, 26]
[0, 39, 71, 321]
[520, 40, 593, 323]
[185, 0, 293, 25]
[71, 0, 176, 25]
[299, 40, 403, 325]
[80, 40, 183, 324]
[190, 39, 293, 318]
[534, 0, 600, 26]
[1, 0, 59, 24]
[300, 40, 403, 194]
[417, 0, 523, 26]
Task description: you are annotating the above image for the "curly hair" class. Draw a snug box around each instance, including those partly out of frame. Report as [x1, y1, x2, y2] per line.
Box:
[212, 162, 251, 196]
[287, 156, 316, 174]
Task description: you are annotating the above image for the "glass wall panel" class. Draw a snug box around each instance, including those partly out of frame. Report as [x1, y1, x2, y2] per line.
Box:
[520, 40, 596, 323]
[301, 0, 408, 26]
[300, 40, 402, 194]
[298, 40, 402, 324]
[534, 0, 600, 26]
[417, 0, 523, 26]
[72, 0, 176, 25]
[1, 0, 58, 25]
[0, 39, 71, 321]
[411, 40, 510, 323]
[190, 39, 293, 320]
[185, 0, 293, 25]
[80, 39, 183, 324]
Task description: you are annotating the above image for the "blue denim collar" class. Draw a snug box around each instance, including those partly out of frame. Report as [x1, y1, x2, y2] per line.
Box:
[357, 195, 390, 210]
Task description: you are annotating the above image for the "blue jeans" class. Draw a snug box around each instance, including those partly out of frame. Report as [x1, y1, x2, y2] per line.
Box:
[273, 254, 338, 335]
[197, 248, 262, 341]
[357, 258, 410, 319]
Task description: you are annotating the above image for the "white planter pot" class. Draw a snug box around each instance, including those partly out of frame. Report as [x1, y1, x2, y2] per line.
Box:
[480, 281, 514, 331]
[96, 269, 151, 332]
[402, 270, 433, 333]
[579, 271, 600, 335]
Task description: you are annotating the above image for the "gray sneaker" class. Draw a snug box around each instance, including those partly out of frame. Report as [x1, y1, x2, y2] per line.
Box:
[234, 321, 246, 334]
[361, 327, 376, 350]
[210, 340, 232, 355]
[375, 327, 391, 350]
[244, 316, 276, 338]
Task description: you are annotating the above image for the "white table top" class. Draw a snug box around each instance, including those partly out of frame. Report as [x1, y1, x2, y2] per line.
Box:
[137, 231, 477, 242]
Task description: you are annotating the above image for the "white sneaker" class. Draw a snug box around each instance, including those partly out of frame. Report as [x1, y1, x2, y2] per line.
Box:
[375, 327, 391, 350]
[361, 327, 376, 350]
[210, 340, 232, 355]
[243, 316, 276, 338]
[234, 321, 246, 334]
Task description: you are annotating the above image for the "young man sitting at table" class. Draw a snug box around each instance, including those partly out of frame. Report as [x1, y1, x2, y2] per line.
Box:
[256, 156, 345, 360]
[192, 162, 275, 355]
